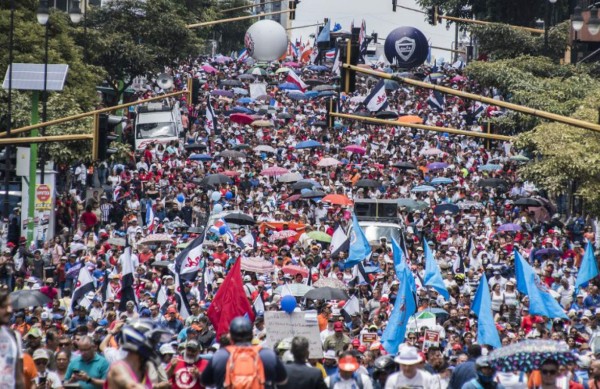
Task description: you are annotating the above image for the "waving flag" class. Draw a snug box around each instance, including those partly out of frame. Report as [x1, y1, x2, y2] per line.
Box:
[174, 235, 205, 278]
[423, 239, 450, 300]
[316, 19, 331, 44]
[237, 48, 249, 62]
[145, 201, 155, 233]
[364, 80, 388, 112]
[576, 241, 599, 289]
[330, 225, 349, 258]
[285, 69, 308, 92]
[344, 213, 372, 269]
[118, 239, 138, 312]
[382, 259, 417, 354]
[205, 96, 218, 135]
[471, 274, 501, 348]
[332, 48, 341, 77]
[325, 49, 336, 60]
[207, 258, 255, 339]
[427, 90, 445, 112]
[70, 266, 95, 313]
[514, 249, 567, 319]
[358, 19, 367, 63]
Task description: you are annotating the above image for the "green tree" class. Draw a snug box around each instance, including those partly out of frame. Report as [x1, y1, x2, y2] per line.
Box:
[84, 0, 201, 100]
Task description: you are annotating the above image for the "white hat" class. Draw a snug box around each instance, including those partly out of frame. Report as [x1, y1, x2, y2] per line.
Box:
[159, 344, 176, 355]
[394, 345, 423, 365]
[323, 350, 337, 360]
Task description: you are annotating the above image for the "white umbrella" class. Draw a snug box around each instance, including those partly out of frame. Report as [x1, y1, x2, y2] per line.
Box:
[254, 145, 277, 153]
[421, 148, 443, 156]
[278, 172, 303, 183]
[317, 157, 341, 167]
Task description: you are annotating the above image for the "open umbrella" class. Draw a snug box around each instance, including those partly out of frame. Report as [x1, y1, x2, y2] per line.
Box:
[307, 65, 330, 72]
[251, 120, 273, 127]
[201, 64, 218, 74]
[355, 179, 380, 188]
[275, 284, 313, 297]
[291, 181, 318, 190]
[151, 261, 171, 268]
[383, 80, 401, 90]
[478, 164, 503, 172]
[510, 155, 530, 162]
[138, 233, 174, 245]
[277, 112, 293, 119]
[295, 140, 322, 149]
[222, 170, 240, 177]
[254, 145, 277, 154]
[312, 277, 348, 290]
[431, 177, 454, 185]
[411, 185, 436, 193]
[232, 87, 248, 95]
[317, 157, 341, 167]
[278, 82, 300, 90]
[497, 223, 522, 232]
[218, 150, 247, 159]
[421, 148, 442, 156]
[322, 194, 353, 206]
[375, 111, 399, 119]
[533, 248, 562, 258]
[261, 166, 289, 177]
[221, 79, 243, 87]
[287, 92, 307, 101]
[237, 97, 255, 104]
[488, 340, 577, 372]
[247, 67, 267, 76]
[434, 203, 460, 215]
[397, 198, 429, 211]
[478, 178, 509, 188]
[407, 311, 437, 331]
[398, 115, 424, 124]
[301, 189, 327, 199]
[232, 144, 251, 150]
[275, 67, 292, 74]
[307, 231, 332, 243]
[210, 89, 234, 98]
[10, 290, 51, 310]
[189, 153, 212, 162]
[345, 145, 366, 154]
[278, 172, 304, 183]
[513, 198, 543, 207]
[427, 162, 449, 170]
[238, 74, 255, 81]
[107, 237, 126, 247]
[184, 143, 207, 152]
[281, 265, 310, 278]
[229, 106, 255, 114]
[241, 257, 274, 273]
[305, 287, 348, 301]
[199, 174, 233, 187]
[283, 61, 300, 68]
[457, 200, 485, 210]
[223, 213, 255, 225]
[229, 113, 255, 125]
[393, 161, 417, 170]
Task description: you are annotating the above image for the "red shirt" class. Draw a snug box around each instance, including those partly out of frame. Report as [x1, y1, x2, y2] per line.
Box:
[169, 357, 209, 389]
[40, 286, 58, 307]
[80, 211, 98, 229]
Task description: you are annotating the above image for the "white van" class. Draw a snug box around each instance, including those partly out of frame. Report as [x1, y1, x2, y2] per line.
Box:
[134, 102, 184, 151]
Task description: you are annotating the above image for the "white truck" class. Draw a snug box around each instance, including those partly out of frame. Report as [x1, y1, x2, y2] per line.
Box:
[134, 102, 184, 151]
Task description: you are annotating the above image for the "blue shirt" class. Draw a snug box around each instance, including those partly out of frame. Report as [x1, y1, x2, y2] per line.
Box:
[65, 353, 110, 389]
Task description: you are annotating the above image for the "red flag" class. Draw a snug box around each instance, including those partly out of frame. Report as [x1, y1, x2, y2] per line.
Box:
[207, 258, 255, 339]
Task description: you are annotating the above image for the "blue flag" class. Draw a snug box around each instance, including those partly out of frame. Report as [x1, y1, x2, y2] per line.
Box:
[576, 241, 599, 289]
[391, 237, 405, 275]
[471, 274, 501, 348]
[382, 265, 417, 354]
[514, 250, 568, 319]
[344, 213, 372, 269]
[423, 239, 450, 300]
[316, 19, 331, 44]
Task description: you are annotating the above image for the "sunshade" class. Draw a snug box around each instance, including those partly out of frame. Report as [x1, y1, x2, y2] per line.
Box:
[304, 287, 348, 301]
[398, 115, 424, 124]
[261, 166, 289, 177]
[488, 340, 577, 372]
[321, 194, 353, 206]
[223, 213, 255, 225]
[10, 290, 51, 310]
[137, 233, 174, 245]
[278, 172, 304, 183]
[254, 145, 277, 154]
[317, 157, 341, 167]
[241, 257, 274, 273]
[281, 265, 310, 278]
[307, 231, 332, 243]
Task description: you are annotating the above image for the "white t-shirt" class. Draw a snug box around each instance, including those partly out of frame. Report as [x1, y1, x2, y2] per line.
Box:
[324, 373, 373, 389]
[385, 369, 440, 389]
[0, 326, 19, 388]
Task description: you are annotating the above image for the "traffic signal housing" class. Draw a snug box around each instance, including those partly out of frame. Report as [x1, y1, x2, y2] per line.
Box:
[340, 37, 360, 93]
[428, 6, 438, 26]
[289, 0, 299, 20]
[93, 114, 122, 161]
[392, 0, 397, 12]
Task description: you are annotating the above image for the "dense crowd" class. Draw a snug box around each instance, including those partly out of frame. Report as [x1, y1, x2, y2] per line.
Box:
[0, 52, 598, 389]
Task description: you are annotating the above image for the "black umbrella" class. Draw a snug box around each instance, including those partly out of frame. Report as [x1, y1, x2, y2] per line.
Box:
[199, 174, 232, 187]
[277, 112, 293, 119]
[292, 181, 318, 191]
[301, 190, 327, 198]
[513, 198, 543, 207]
[376, 111, 399, 119]
[305, 287, 349, 301]
[478, 178, 509, 188]
[218, 150, 247, 159]
[304, 79, 326, 86]
[238, 74, 255, 81]
[313, 85, 336, 92]
[434, 203, 460, 215]
[353, 110, 371, 117]
[393, 161, 416, 170]
[184, 143, 207, 151]
[10, 290, 51, 310]
[232, 144, 251, 150]
[355, 179, 380, 188]
[151, 261, 171, 268]
[223, 212, 256, 225]
[187, 226, 204, 234]
[312, 120, 328, 127]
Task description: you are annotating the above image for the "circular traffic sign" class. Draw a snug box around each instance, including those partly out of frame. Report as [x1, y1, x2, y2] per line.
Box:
[36, 184, 51, 202]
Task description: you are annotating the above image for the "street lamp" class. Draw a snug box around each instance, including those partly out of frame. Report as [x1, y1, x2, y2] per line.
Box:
[571, 5, 584, 32]
[36, 0, 49, 26]
[69, 1, 83, 24]
[588, 6, 600, 35]
[544, 0, 557, 50]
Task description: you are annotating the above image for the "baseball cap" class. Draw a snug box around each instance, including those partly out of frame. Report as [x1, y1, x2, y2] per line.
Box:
[333, 322, 344, 332]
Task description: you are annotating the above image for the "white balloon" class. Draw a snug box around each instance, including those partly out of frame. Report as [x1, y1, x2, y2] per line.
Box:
[211, 191, 222, 202]
[244, 20, 288, 62]
[213, 204, 223, 214]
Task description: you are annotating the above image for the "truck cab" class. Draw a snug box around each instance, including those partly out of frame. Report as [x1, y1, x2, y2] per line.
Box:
[134, 101, 184, 152]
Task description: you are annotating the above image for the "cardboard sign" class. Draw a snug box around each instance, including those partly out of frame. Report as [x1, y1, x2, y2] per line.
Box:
[422, 330, 440, 351]
[361, 333, 378, 344]
[264, 311, 323, 358]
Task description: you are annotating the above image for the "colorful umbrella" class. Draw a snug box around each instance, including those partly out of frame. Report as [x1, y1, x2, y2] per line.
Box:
[478, 164, 503, 172]
[278, 82, 300, 90]
[411, 185, 436, 193]
[254, 145, 277, 154]
[497, 223, 522, 232]
[427, 162, 449, 170]
[345, 145, 366, 154]
[229, 113, 255, 125]
[241, 257, 275, 273]
[137, 233, 174, 245]
[317, 157, 341, 167]
[275, 67, 292, 74]
[189, 154, 212, 161]
[251, 120, 274, 127]
[307, 231, 332, 243]
[398, 115, 424, 124]
[275, 283, 313, 297]
[431, 177, 454, 185]
[321, 194, 353, 206]
[278, 172, 304, 183]
[222, 170, 240, 177]
[421, 148, 443, 156]
[488, 340, 577, 372]
[397, 198, 429, 211]
[281, 265, 310, 278]
[261, 166, 290, 177]
[295, 140, 322, 149]
[312, 277, 348, 290]
[201, 64, 218, 74]
[10, 290, 51, 310]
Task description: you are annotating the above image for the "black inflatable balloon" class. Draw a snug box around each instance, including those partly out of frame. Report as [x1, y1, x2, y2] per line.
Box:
[384, 27, 429, 69]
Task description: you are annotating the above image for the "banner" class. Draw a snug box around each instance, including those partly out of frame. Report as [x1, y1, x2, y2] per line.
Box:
[264, 311, 323, 358]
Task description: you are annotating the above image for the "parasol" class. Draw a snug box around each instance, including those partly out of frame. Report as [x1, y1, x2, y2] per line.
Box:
[487, 340, 577, 372]
[344, 145, 366, 154]
[137, 234, 174, 245]
[275, 283, 313, 297]
[261, 166, 289, 177]
[254, 145, 277, 154]
[497, 223, 522, 232]
[430, 177, 454, 185]
[241, 257, 275, 273]
[317, 157, 341, 167]
[10, 290, 51, 310]
[355, 179, 380, 188]
[281, 265, 309, 278]
[305, 287, 349, 301]
[218, 150, 247, 159]
[312, 277, 348, 290]
[321, 194, 353, 206]
[427, 162, 449, 170]
[307, 231, 332, 243]
[268, 230, 298, 242]
[411, 185, 436, 193]
[393, 161, 417, 170]
[278, 172, 304, 183]
[223, 213, 255, 226]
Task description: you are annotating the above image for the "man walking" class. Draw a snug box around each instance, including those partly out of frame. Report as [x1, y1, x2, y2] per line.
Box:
[278, 336, 326, 389]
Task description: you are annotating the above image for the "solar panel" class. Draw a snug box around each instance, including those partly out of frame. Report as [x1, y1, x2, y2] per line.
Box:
[2, 63, 69, 91]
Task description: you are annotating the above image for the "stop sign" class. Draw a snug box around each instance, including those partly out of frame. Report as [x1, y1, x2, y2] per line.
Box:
[36, 184, 51, 202]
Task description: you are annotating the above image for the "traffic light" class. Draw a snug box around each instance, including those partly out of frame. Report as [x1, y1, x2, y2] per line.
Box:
[289, 0, 299, 20]
[392, 0, 397, 12]
[93, 114, 122, 161]
[428, 6, 438, 26]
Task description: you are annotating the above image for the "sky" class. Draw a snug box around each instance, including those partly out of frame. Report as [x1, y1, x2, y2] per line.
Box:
[289, 0, 459, 61]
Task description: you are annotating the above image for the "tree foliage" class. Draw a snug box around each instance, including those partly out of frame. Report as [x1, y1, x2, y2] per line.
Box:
[84, 0, 201, 97]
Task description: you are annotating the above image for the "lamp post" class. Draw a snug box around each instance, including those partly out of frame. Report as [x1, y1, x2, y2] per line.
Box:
[36, 1, 81, 186]
[545, 0, 557, 50]
[570, 3, 600, 64]
[3, 0, 15, 219]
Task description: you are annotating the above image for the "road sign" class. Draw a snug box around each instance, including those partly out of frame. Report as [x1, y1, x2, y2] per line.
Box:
[35, 184, 52, 210]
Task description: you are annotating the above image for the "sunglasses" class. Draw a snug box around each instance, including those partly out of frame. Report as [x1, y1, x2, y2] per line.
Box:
[541, 369, 557, 375]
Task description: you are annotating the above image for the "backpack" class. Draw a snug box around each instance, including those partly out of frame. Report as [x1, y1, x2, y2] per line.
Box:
[328, 372, 363, 389]
[224, 345, 265, 389]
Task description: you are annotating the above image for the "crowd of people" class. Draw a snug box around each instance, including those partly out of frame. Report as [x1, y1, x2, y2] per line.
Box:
[0, 50, 598, 389]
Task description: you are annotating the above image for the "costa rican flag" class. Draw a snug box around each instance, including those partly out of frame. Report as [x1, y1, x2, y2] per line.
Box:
[146, 201, 155, 233]
[285, 69, 308, 92]
[325, 49, 336, 60]
[269, 98, 280, 108]
[238, 48, 249, 62]
[212, 218, 237, 243]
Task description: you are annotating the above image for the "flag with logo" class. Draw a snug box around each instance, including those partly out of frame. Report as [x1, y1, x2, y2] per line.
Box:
[118, 238, 138, 312]
[325, 49, 336, 61]
[174, 235, 205, 279]
[363, 80, 388, 112]
[514, 249, 567, 319]
[358, 19, 367, 63]
[344, 213, 372, 269]
[285, 69, 308, 92]
[237, 48, 249, 62]
[70, 266, 95, 313]
[427, 90, 445, 112]
[145, 201, 155, 233]
[205, 96, 218, 134]
[330, 225, 349, 258]
[332, 48, 341, 77]
[316, 19, 331, 44]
